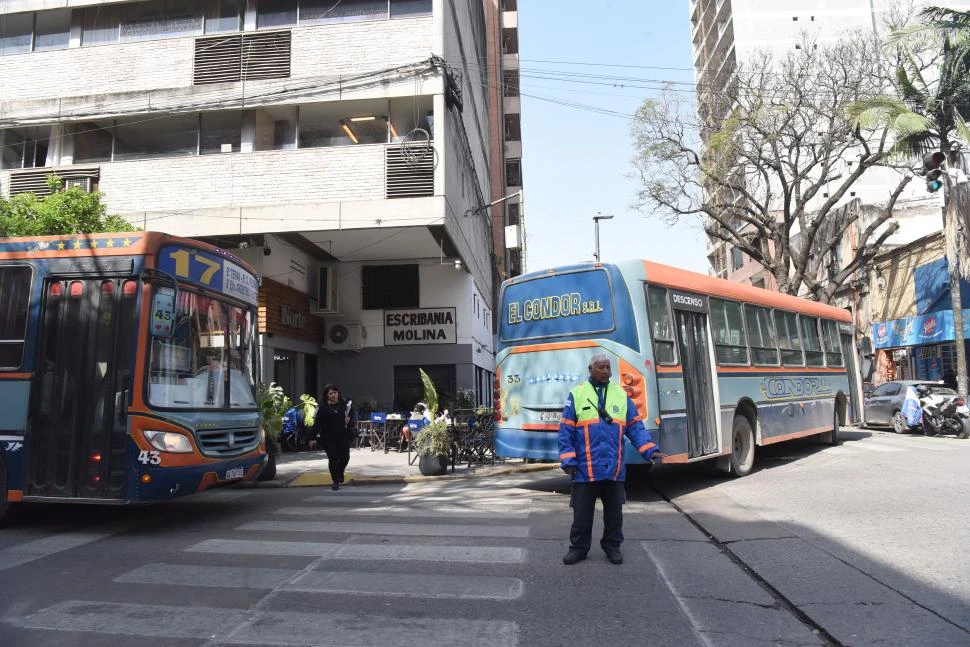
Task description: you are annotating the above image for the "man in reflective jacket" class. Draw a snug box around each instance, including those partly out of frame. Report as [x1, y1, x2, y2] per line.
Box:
[559, 354, 660, 565]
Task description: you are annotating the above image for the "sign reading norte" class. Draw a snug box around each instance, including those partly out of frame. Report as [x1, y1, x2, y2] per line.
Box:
[385, 308, 457, 345]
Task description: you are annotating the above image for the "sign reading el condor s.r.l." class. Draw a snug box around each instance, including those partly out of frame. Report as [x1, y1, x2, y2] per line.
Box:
[157, 245, 259, 305]
[500, 269, 614, 340]
[385, 308, 457, 345]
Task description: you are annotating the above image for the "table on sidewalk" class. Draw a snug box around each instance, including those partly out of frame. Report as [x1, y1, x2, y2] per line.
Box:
[368, 413, 404, 453]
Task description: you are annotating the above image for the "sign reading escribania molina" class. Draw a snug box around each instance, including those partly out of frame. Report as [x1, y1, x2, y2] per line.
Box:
[384, 308, 457, 345]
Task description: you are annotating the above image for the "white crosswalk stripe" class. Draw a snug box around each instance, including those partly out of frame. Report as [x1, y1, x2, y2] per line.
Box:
[19, 601, 519, 646]
[7, 484, 537, 645]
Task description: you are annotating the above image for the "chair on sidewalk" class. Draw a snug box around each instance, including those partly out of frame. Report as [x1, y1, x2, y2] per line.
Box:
[355, 421, 374, 449]
[405, 417, 428, 466]
[369, 412, 388, 452]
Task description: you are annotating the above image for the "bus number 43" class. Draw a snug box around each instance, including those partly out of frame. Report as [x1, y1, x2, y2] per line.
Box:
[138, 450, 161, 465]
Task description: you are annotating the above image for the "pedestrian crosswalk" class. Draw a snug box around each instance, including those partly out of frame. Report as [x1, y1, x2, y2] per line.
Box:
[6, 481, 552, 646]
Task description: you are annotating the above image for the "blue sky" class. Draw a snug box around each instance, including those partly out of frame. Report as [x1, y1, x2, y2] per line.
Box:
[517, 0, 709, 273]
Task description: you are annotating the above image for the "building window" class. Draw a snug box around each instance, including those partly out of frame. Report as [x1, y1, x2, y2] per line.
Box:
[504, 113, 521, 141]
[34, 10, 71, 51]
[505, 158, 522, 187]
[507, 202, 520, 226]
[362, 264, 419, 309]
[114, 114, 199, 160]
[205, 0, 243, 33]
[0, 266, 32, 369]
[730, 246, 744, 271]
[257, 0, 297, 28]
[200, 111, 242, 154]
[503, 69, 519, 97]
[120, 1, 203, 42]
[0, 12, 34, 55]
[502, 27, 518, 54]
[74, 121, 115, 163]
[300, 0, 386, 25]
[0, 126, 51, 169]
[390, 0, 432, 18]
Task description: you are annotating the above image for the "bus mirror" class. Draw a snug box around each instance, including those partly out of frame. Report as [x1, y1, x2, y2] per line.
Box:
[150, 287, 177, 339]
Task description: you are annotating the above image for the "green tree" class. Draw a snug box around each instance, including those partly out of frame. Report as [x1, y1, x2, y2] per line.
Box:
[0, 175, 135, 236]
[849, 5, 970, 396]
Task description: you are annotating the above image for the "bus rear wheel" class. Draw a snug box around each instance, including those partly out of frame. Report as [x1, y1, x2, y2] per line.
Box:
[730, 415, 755, 477]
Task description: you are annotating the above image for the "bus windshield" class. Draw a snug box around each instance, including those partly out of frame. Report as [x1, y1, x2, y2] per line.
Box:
[147, 289, 257, 409]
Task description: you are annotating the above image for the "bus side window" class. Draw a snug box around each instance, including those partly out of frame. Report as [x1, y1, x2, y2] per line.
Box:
[774, 310, 804, 366]
[800, 316, 825, 367]
[744, 304, 779, 366]
[821, 320, 843, 366]
[0, 266, 32, 369]
[710, 298, 748, 365]
[645, 286, 677, 365]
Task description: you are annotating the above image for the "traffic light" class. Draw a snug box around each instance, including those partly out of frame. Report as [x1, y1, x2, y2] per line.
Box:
[923, 151, 946, 192]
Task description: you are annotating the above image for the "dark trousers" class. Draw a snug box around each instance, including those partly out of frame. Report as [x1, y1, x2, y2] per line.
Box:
[321, 435, 351, 483]
[569, 480, 626, 553]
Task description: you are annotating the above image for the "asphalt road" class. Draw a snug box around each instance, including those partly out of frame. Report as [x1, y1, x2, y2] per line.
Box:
[0, 427, 967, 646]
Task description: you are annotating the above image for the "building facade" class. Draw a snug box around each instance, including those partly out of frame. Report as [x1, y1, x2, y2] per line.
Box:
[0, 0, 515, 411]
[690, 0, 969, 287]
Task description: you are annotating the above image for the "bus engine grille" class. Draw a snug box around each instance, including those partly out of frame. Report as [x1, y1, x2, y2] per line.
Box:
[196, 427, 260, 457]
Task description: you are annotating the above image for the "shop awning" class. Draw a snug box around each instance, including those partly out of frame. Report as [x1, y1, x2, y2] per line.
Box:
[872, 308, 970, 348]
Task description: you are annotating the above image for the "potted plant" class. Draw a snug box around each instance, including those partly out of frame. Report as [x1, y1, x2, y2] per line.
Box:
[257, 382, 291, 481]
[414, 369, 452, 476]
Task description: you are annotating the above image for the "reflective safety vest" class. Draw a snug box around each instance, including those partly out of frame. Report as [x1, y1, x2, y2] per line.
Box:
[571, 380, 627, 425]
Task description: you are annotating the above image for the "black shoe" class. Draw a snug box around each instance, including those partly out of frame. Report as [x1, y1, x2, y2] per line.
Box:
[562, 549, 587, 565]
[338, 476, 345, 484]
[604, 547, 623, 565]
[331, 483, 340, 491]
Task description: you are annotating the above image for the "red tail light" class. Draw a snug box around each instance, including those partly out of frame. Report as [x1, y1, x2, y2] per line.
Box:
[493, 374, 502, 421]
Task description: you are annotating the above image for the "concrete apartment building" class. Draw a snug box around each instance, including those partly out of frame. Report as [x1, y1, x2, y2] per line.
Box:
[0, 0, 525, 412]
[690, 0, 970, 287]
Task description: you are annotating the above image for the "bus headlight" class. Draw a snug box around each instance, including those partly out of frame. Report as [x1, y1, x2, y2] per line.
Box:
[143, 430, 193, 453]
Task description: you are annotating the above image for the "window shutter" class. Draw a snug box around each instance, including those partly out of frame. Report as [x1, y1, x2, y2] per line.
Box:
[194, 31, 291, 85]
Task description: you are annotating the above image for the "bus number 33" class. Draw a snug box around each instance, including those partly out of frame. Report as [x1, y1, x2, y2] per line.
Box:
[138, 450, 161, 465]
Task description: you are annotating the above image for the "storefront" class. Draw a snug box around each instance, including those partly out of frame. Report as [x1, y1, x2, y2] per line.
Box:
[872, 308, 970, 385]
[258, 277, 324, 401]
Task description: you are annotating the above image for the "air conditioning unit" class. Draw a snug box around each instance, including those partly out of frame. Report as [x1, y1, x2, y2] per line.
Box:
[310, 266, 338, 314]
[324, 321, 362, 352]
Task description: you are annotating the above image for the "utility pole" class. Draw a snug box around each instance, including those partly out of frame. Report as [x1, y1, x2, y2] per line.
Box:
[592, 212, 614, 263]
[943, 151, 968, 397]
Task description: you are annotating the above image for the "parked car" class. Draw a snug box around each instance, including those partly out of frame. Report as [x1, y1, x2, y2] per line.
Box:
[864, 380, 962, 433]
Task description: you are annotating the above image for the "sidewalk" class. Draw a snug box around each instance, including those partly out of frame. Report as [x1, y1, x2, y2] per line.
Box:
[251, 446, 559, 488]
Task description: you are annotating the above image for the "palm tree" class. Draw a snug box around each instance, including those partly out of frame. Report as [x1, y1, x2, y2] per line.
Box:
[848, 6, 970, 396]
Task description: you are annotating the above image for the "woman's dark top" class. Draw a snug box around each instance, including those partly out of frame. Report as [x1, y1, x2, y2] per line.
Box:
[314, 399, 353, 440]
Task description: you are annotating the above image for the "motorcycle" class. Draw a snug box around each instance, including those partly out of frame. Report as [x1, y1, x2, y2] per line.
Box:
[913, 384, 970, 439]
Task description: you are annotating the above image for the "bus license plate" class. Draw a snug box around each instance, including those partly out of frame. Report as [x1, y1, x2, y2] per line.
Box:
[539, 411, 562, 422]
[225, 467, 244, 480]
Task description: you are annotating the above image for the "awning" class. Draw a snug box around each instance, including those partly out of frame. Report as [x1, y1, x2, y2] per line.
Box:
[872, 308, 970, 348]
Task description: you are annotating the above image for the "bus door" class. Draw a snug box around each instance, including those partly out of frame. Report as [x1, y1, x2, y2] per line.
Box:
[670, 291, 719, 458]
[840, 329, 861, 424]
[26, 275, 138, 500]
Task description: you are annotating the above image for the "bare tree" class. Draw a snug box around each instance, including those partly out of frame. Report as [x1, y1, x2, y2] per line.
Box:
[632, 31, 910, 303]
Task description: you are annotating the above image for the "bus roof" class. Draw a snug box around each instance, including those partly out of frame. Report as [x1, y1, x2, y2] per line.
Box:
[502, 260, 851, 323]
[0, 231, 255, 276]
[641, 260, 851, 322]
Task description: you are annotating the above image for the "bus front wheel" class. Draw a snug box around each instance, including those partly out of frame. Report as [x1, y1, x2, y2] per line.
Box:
[730, 415, 755, 477]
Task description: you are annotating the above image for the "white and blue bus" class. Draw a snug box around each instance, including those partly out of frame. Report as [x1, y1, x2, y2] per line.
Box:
[494, 260, 863, 476]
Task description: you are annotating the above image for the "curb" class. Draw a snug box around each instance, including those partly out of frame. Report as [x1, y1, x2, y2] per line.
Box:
[246, 462, 559, 489]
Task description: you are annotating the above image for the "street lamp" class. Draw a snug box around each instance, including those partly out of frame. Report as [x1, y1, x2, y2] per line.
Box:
[592, 213, 614, 262]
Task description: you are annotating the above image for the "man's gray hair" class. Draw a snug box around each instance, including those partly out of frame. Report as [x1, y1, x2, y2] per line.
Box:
[588, 353, 610, 369]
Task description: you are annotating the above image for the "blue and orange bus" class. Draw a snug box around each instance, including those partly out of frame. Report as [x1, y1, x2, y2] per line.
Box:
[0, 232, 266, 522]
[494, 260, 863, 476]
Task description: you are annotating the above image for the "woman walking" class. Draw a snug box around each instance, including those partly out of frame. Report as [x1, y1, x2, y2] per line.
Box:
[311, 384, 355, 490]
